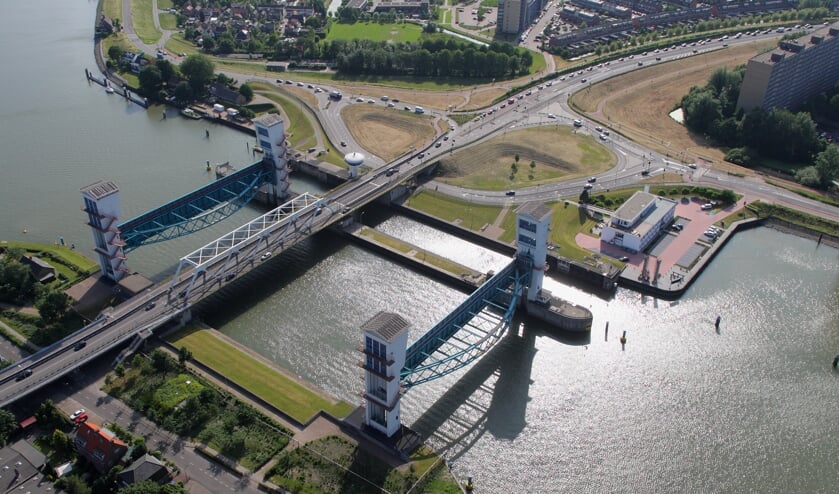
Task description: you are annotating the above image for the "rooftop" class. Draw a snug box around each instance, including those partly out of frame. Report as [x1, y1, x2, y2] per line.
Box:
[753, 21, 839, 65]
[614, 191, 657, 223]
[516, 202, 552, 222]
[362, 311, 410, 342]
[253, 113, 284, 127]
[80, 180, 119, 200]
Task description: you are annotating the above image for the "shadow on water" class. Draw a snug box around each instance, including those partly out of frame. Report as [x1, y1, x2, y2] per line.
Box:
[194, 231, 349, 326]
[410, 322, 538, 462]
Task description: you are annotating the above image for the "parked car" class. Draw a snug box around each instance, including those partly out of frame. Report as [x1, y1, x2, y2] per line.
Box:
[70, 409, 86, 420]
[701, 203, 713, 210]
[74, 413, 89, 424]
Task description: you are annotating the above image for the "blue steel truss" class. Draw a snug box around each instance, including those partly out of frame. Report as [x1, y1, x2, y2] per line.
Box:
[118, 161, 272, 252]
[400, 258, 532, 390]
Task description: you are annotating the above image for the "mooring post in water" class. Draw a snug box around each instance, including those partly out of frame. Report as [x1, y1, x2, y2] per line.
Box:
[605, 321, 609, 341]
[619, 330, 626, 350]
[715, 315, 721, 329]
[833, 354, 838, 369]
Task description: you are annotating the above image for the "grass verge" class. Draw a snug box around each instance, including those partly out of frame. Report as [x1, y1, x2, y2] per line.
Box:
[167, 326, 354, 424]
[765, 179, 839, 208]
[130, 0, 162, 44]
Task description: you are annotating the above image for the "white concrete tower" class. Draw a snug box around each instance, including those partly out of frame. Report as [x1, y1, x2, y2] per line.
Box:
[344, 152, 364, 179]
[253, 114, 290, 204]
[80, 181, 128, 282]
[360, 311, 410, 438]
[515, 202, 552, 301]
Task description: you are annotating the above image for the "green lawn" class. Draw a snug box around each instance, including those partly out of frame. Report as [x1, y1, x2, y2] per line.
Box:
[168, 327, 354, 424]
[102, 0, 121, 24]
[0, 241, 98, 274]
[164, 33, 200, 57]
[159, 12, 177, 31]
[327, 21, 423, 42]
[130, 0, 162, 44]
[406, 191, 504, 233]
[157, 0, 173, 9]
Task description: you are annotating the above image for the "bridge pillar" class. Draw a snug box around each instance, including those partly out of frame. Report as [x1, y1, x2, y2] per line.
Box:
[514, 203, 553, 302]
[80, 181, 128, 282]
[253, 114, 290, 205]
[360, 311, 410, 438]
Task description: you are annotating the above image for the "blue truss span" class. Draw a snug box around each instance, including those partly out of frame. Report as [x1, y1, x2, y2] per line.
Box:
[118, 160, 273, 252]
[400, 258, 532, 389]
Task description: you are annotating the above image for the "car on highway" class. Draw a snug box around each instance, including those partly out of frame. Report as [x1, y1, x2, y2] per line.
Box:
[73, 341, 87, 351]
[70, 409, 85, 420]
[144, 302, 156, 311]
[15, 369, 32, 381]
[225, 272, 236, 281]
[688, 163, 697, 169]
[505, 190, 516, 196]
[641, 170, 650, 176]
[595, 126, 603, 132]
[573, 119, 583, 127]
[260, 251, 272, 261]
[340, 140, 347, 147]
[587, 177, 597, 183]
[547, 113, 556, 119]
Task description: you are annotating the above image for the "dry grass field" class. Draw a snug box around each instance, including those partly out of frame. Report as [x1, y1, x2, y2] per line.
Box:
[459, 87, 509, 110]
[437, 127, 615, 189]
[571, 41, 775, 172]
[340, 105, 437, 161]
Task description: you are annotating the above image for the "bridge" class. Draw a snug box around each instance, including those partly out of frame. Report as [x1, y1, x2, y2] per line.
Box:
[1, 129, 542, 408]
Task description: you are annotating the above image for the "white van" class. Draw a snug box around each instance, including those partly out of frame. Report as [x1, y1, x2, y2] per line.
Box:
[414, 106, 425, 114]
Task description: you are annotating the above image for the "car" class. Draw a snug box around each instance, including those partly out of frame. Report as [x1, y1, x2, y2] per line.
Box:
[573, 119, 583, 127]
[505, 190, 516, 196]
[417, 152, 425, 159]
[581, 79, 587, 83]
[637, 61, 644, 66]
[387, 102, 395, 108]
[381, 95, 388, 101]
[74, 413, 89, 424]
[704, 231, 717, 238]
[404, 106, 412, 111]
[619, 256, 630, 262]
[297, 82, 304, 87]
[547, 113, 556, 119]
[587, 177, 597, 183]
[144, 302, 156, 311]
[356, 97, 364, 102]
[391, 98, 399, 103]
[70, 409, 86, 420]
[225, 272, 236, 281]
[260, 251, 272, 261]
[443, 135, 449, 141]
[688, 163, 697, 169]
[15, 369, 32, 381]
[656, 57, 661, 61]
[276, 79, 283, 84]
[701, 203, 713, 210]
[435, 142, 442, 148]
[285, 80, 293, 85]
[641, 170, 650, 176]
[307, 84, 314, 89]
[599, 134, 609, 141]
[583, 183, 593, 189]
[73, 341, 87, 351]
[340, 140, 347, 147]
[595, 126, 603, 132]
[367, 99, 375, 104]
[602, 129, 609, 136]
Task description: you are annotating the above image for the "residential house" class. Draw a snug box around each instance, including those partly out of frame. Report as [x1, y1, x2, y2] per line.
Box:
[74, 422, 128, 473]
[118, 454, 171, 487]
[21, 255, 56, 283]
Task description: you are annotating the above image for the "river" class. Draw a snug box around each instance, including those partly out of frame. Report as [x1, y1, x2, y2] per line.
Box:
[1, 2, 838, 493]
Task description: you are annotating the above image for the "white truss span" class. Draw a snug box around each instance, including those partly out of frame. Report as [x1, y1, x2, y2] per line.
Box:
[179, 192, 321, 268]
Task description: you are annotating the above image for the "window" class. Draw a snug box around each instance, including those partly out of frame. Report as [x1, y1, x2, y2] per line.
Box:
[258, 127, 269, 137]
[519, 219, 537, 233]
[518, 234, 536, 246]
[259, 139, 272, 150]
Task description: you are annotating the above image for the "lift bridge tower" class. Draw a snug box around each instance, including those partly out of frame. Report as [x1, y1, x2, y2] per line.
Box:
[253, 113, 290, 205]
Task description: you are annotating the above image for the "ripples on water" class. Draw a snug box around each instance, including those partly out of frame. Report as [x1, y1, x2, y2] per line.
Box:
[199, 218, 838, 494]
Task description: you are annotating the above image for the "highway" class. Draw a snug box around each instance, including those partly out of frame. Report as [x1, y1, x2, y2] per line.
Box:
[3, 29, 838, 407]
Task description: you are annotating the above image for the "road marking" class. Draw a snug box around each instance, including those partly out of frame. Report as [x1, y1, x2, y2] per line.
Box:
[617, 149, 626, 156]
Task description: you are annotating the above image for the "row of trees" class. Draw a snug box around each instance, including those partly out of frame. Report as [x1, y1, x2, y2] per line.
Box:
[680, 67, 838, 188]
[332, 38, 532, 78]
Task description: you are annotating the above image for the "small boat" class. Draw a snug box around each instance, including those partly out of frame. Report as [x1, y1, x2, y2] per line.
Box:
[180, 108, 203, 120]
[105, 86, 115, 94]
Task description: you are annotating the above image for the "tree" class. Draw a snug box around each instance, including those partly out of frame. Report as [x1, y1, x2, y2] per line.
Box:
[179, 54, 215, 96]
[36, 290, 70, 324]
[0, 409, 16, 446]
[814, 145, 839, 188]
[56, 475, 92, 494]
[173, 81, 193, 103]
[138, 65, 163, 97]
[118, 480, 189, 493]
[108, 45, 124, 62]
[795, 165, 821, 187]
[178, 346, 192, 367]
[155, 59, 175, 83]
[238, 83, 253, 101]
